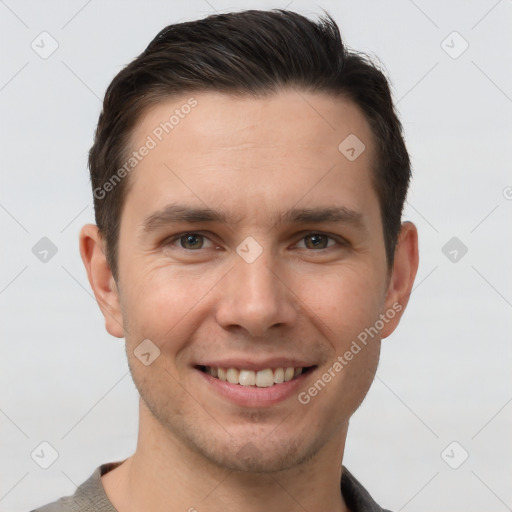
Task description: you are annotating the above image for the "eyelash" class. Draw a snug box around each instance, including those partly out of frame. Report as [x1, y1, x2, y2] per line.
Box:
[165, 231, 347, 252]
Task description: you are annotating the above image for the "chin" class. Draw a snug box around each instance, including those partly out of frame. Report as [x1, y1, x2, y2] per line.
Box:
[201, 436, 315, 474]
[137, 375, 339, 475]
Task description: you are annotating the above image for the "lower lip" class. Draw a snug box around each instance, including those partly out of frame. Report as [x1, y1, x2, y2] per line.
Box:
[196, 368, 312, 407]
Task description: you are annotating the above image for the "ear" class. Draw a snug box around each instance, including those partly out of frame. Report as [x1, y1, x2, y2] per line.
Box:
[79, 224, 124, 338]
[380, 221, 419, 339]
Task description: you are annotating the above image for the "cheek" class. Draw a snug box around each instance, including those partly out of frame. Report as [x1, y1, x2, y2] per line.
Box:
[295, 269, 383, 420]
[120, 266, 217, 345]
[295, 264, 386, 344]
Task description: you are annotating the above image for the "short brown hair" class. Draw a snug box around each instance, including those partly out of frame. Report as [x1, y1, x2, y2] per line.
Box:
[88, 9, 411, 281]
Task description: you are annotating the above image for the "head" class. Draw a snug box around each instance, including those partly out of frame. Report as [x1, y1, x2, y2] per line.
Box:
[89, 9, 411, 281]
[80, 10, 418, 474]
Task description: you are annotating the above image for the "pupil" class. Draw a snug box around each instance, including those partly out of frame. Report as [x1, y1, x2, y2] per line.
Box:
[309, 234, 325, 248]
[183, 234, 201, 249]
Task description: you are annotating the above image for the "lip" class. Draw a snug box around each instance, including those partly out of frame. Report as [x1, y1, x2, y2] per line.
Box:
[195, 366, 315, 407]
[195, 358, 315, 371]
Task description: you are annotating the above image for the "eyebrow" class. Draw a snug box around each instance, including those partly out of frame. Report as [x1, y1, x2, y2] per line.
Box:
[141, 203, 365, 232]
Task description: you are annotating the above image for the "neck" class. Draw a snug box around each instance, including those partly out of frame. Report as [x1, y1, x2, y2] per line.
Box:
[102, 398, 349, 512]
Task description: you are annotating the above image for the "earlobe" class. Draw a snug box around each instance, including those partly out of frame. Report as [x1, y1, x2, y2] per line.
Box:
[381, 221, 419, 339]
[79, 224, 125, 338]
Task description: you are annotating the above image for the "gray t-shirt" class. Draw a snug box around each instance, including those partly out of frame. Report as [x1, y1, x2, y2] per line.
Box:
[31, 461, 392, 512]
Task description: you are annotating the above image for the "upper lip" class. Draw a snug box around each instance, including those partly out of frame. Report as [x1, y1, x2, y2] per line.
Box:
[195, 358, 316, 371]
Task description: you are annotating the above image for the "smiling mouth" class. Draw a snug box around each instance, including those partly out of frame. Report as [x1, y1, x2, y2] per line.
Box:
[197, 365, 316, 388]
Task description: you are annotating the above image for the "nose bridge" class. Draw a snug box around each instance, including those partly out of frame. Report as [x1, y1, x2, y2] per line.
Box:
[215, 247, 297, 336]
[237, 253, 280, 303]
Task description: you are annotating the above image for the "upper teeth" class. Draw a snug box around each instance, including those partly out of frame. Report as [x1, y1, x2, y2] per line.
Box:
[206, 366, 303, 387]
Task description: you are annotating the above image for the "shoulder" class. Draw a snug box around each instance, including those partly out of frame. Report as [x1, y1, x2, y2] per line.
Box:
[341, 466, 394, 512]
[29, 461, 123, 512]
[30, 495, 79, 512]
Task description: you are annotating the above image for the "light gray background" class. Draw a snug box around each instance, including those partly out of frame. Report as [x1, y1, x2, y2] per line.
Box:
[1, 1, 511, 510]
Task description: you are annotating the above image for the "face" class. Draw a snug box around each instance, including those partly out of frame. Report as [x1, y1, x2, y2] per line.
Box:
[90, 90, 412, 473]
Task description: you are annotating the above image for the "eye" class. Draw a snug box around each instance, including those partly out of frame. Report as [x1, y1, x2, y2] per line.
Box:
[296, 233, 337, 250]
[169, 233, 215, 250]
[165, 231, 344, 253]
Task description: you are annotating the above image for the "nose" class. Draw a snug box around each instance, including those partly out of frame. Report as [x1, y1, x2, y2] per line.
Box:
[215, 252, 298, 338]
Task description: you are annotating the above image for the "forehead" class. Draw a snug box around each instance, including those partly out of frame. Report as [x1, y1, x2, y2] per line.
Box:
[123, 89, 378, 225]
[131, 89, 373, 156]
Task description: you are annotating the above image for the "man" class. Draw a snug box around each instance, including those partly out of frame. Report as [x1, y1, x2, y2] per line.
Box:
[33, 9, 418, 512]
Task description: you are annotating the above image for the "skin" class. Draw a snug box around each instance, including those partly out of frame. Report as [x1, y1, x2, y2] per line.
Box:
[80, 89, 418, 512]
